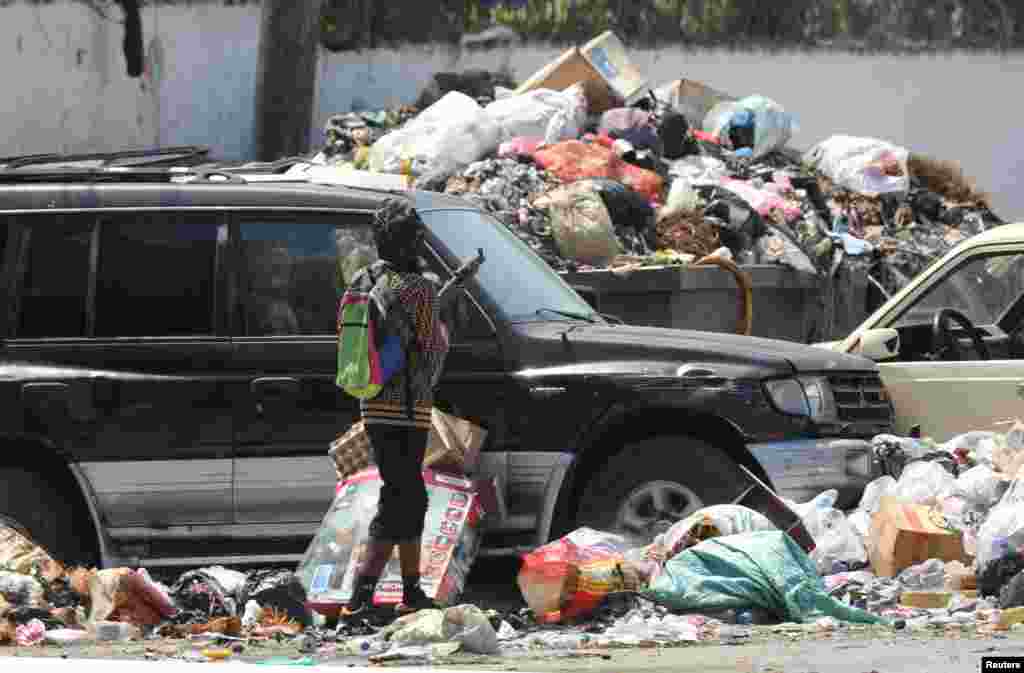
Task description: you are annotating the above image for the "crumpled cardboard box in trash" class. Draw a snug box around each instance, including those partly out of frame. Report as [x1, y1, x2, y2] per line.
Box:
[868, 496, 969, 577]
[515, 31, 645, 115]
[330, 409, 488, 482]
[298, 467, 488, 614]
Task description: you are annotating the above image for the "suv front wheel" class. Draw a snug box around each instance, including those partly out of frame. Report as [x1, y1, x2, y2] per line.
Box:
[575, 436, 747, 547]
[0, 466, 99, 568]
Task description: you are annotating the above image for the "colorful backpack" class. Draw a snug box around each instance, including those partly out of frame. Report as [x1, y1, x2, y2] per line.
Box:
[335, 262, 419, 411]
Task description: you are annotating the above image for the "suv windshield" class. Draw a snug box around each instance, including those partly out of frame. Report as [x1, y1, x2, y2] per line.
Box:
[419, 208, 600, 323]
[893, 251, 1024, 328]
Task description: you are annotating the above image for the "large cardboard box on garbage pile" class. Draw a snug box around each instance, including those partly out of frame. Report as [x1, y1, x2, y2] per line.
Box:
[654, 78, 737, 134]
[298, 467, 489, 615]
[869, 497, 969, 577]
[329, 408, 488, 481]
[516, 31, 645, 115]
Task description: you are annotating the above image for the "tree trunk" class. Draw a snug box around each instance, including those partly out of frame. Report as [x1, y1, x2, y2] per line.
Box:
[987, 0, 1015, 49]
[253, 0, 324, 161]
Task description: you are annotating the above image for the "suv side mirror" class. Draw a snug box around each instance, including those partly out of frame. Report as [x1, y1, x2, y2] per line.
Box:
[853, 328, 900, 361]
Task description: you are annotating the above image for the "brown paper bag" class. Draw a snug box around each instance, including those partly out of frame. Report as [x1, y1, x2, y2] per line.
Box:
[869, 496, 968, 577]
[424, 408, 487, 475]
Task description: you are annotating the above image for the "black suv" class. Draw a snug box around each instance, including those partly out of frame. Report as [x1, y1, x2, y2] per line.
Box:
[0, 149, 895, 569]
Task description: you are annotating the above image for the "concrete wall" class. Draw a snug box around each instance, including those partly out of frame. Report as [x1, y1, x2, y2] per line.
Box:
[3, 1, 1023, 220]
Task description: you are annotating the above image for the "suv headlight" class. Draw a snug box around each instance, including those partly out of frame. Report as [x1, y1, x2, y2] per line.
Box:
[764, 376, 837, 422]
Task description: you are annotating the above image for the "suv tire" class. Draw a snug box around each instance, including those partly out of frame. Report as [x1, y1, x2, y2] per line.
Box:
[0, 466, 98, 567]
[575, 436, 746, 545]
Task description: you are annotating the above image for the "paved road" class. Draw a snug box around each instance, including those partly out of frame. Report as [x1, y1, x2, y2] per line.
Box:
[6, 636, 1024, 672]
[5, 640, 1023, 672]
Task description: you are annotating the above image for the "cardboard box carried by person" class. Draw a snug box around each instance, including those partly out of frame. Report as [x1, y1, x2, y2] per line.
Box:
[869, 496, 968, 577]
[298, 468, 490, 615]
[329, 409, 488, 481]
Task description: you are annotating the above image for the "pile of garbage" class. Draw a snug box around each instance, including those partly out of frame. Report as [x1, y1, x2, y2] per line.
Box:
[312, 30, 1003, 327]
[8, 423, 1024, 662]
[0, 524, 310, 650]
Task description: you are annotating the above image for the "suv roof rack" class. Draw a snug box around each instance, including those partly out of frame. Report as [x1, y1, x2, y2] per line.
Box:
[192, 156, 313, 174]
[0, 146, 211, 171]
[0, 166, 241, 184]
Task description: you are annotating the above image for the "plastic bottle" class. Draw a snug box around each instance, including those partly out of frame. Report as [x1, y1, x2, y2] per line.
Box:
[344, 637, 389, 656]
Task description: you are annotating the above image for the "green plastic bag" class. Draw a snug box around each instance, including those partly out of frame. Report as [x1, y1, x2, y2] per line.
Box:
[643, 531, 885, 625]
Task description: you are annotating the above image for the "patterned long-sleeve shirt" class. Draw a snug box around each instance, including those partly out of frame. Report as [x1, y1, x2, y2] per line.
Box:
[354, 268, 449, 431]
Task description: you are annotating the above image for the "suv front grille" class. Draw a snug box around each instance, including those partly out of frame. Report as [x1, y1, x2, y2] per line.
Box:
[829, 373, 894, 424]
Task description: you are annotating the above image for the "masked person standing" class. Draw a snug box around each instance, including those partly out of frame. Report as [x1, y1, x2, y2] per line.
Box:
[340, 198, 482, 618]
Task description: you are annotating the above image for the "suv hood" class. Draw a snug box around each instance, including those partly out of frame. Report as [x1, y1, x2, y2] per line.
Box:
[555, 323, 878, 376]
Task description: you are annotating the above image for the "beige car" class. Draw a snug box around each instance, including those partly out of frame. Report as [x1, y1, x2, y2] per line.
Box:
[819, 223, 1024, 441]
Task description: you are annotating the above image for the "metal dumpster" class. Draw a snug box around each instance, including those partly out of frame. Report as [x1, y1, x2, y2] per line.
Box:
[562, 264, 868, 343]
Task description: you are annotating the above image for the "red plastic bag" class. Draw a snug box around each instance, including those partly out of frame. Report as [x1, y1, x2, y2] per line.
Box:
[533, 140, 664, 202]
[692, 129, 720, 144]
[517, 528, 640, 623]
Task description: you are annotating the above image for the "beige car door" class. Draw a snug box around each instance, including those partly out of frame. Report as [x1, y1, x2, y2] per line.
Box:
[870, 247, 1024, 441]
[880, 360, 1024, 439]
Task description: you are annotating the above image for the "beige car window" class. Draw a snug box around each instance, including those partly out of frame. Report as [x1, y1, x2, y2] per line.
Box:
[893, 252, 1024, 328]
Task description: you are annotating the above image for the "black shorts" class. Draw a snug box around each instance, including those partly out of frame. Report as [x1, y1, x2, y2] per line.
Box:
[365, 424, 429, 544]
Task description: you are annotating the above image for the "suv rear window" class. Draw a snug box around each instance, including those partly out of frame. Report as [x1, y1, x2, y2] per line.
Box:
[95, 213, 221, 337]
[18, 215, 95, 338]
[237, 213, 374, 336]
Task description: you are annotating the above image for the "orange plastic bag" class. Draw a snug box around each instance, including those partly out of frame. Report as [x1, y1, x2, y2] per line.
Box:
[517, 528, 639, 623]
[533, 140, 664, 202]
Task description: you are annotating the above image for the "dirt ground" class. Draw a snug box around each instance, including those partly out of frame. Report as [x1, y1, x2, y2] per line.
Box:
[2, 627, 1022, 672]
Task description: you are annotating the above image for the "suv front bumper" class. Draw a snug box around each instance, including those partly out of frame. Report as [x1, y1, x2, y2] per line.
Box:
[746, 438, 876, 508]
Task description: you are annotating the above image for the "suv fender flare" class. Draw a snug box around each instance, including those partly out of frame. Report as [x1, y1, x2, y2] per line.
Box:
[549, 403, 774, 540]
[0, 433, 113, 567]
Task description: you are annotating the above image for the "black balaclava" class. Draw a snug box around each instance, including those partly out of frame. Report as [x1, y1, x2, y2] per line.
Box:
[373, 198, 424, 274]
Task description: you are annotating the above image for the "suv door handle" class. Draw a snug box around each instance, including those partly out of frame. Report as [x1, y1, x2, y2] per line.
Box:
[21, 382, 70, 399]
[250, 377, 300, 398]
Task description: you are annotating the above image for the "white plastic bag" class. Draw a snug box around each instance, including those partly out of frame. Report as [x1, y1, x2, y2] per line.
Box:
[660, 179, 700, 218]
[785, 489, 838, 529]
[994, 421, 1024, 477]
[703, 95, 796, 159]
[976, 479, 1024, 568]
[847, 510, 871, 544]
[642, 504, 776, 565]
[443, 604, 499, 655]
[668, 155, 727, 187]
[485, 85, 587, 145]
[941, 431, 1002, 457]
[803, 135, 910, 195]
[857, 475, 897, 515]
[536, 183, 621, 267]
[896, 558, 946, 591]
[892, 460, 957, 507]
[369, 91, 501, 177]
[805, 508, 868, 574]
[954, 465, 1004, 508]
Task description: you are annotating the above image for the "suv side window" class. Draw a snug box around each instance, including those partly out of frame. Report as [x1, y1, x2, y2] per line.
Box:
[17, 214, 95, 338]
[236, 212, 374, 336]
[95, 212, 222, 337]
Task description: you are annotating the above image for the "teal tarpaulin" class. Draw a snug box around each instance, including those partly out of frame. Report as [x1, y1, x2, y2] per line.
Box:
[643, 531, 886, 625]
